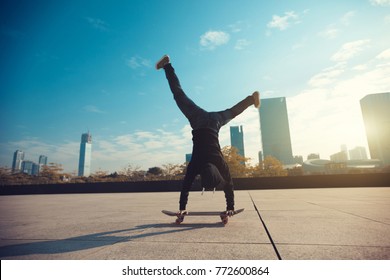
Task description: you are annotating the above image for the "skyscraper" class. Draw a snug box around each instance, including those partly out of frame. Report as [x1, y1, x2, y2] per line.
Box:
[78, 132, 92, 177]
[349, 146, 368, 160]
[230, 126, 245, 158]
[360, 92, 390, 166]
[258, 97, 294, 164]
[39, 155, 48, 165]
[21, 160, 40, 175]
[37, 155, 48, 175]
[12, 150, 24, 173]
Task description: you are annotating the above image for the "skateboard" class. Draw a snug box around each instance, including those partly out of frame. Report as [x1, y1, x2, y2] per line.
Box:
[162, 208, 244, 225]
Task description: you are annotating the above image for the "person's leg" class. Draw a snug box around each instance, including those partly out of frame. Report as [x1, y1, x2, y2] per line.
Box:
[178, 162, 198, 210]
[179, 185, 191, 211]
[212, 158, 235, 211]
[223, 182, 235, 211]
[163, 63, 207, 128]
[216, 92, 259, 127]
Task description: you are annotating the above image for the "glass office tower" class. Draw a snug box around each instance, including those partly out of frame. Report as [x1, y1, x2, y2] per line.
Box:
[360, 92, 390, 166]
[39, 155, 48, 165]
[258, 97, 294, 165]
[12, 150, 25, 173]
[230, 125, 245, 158]
[78, 132, 92, 177]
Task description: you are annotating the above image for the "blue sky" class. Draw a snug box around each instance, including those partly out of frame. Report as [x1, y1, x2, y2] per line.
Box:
[1, 0, 390, 174]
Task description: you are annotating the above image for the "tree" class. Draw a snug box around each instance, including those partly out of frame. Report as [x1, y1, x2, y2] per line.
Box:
[146, 167, 163, 177]
[221, 146, 251, 178]
[0, 166, 12, 185]
[255, 156, 287, 177]
[162, 163, 185, 180]
[120, 164, 141, 177]
[40, 163, 64, 182]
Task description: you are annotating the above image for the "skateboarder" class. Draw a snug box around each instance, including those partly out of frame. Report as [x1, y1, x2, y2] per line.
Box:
[156, 55, 260, 217]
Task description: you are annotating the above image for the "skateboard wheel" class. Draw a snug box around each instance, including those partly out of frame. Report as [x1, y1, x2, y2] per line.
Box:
[175, 216, 184, 224]
[220, 215, 228, 225]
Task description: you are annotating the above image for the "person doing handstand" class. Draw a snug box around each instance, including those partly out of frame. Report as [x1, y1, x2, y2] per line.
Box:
[156, 55, 260, 216]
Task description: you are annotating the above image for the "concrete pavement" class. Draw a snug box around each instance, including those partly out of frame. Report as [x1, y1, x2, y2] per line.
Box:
[0, 187, 389, 260]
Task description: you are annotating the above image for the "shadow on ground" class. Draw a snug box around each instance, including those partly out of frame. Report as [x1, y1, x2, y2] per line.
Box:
[0, 222, 223, 258]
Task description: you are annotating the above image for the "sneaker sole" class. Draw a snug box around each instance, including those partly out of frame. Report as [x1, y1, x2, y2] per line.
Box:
[155, 55, 169, 70]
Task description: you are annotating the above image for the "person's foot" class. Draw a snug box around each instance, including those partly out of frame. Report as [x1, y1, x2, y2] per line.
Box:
[155, 55, 170, 70]
[252, 91, 260, 108]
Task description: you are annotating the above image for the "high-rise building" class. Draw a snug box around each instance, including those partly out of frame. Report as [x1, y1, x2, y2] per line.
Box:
[258, 97, 294, 164]
[185, 153, 192, 163]
[12, 150, 24, 173]
[330, 151, 348, 162]
[39, 155, 48, 165]
[258, 151, 263, 164]
[341, 144, 349, 160]
[21, 160, 39, 175]
[78, 132, 92, 177]
[360, 92, 390, 166]
[230, 126, 245, 158]
[37, 155, 48, 175]
[349, 146, 368, 160]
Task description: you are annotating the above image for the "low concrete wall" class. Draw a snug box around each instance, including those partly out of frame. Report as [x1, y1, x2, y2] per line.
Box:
[1, 173, 389, 195]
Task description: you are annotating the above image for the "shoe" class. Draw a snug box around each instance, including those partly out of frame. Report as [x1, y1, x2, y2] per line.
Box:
[155, 55, 170, 70]
[252, 91, 260, 108]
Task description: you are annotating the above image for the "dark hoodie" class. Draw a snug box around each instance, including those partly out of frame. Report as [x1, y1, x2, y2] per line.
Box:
[180, 128, 234, 210]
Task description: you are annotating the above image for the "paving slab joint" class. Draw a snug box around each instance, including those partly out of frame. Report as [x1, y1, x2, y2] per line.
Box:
[249, 192, 282, 260]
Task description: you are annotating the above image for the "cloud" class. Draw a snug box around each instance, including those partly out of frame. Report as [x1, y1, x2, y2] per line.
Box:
[318, 26, 340, 39]
[331, 39, 370, 62]
[267, 11, 299, 31]
[83, 105, 105, 114]
[228, 20, 250, 33]
[86, 17, 109, 31]
[369, 0, 390, 6]
[200, 30, 230, 50]
[308, 64, 345, 87]
[126, 56, 152, 69]
[229, 21, 242, 33]
[288, 49, 390, 160]
[340, 11, 356, 26]
[376, 48, 390, 59]
[318, 11, 356, 40]
[235, 39, 251, 50]
[92, 128, 192, 171]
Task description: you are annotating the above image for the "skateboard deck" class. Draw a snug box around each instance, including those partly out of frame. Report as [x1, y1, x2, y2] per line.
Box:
[162, 208, 244, 225]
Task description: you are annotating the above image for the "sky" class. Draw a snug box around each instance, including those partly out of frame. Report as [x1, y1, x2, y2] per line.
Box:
[1, 0, 390, 174]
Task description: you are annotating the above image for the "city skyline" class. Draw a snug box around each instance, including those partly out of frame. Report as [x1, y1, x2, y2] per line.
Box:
[1, 1, 390, 173]
[11, 150, 48, 175]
